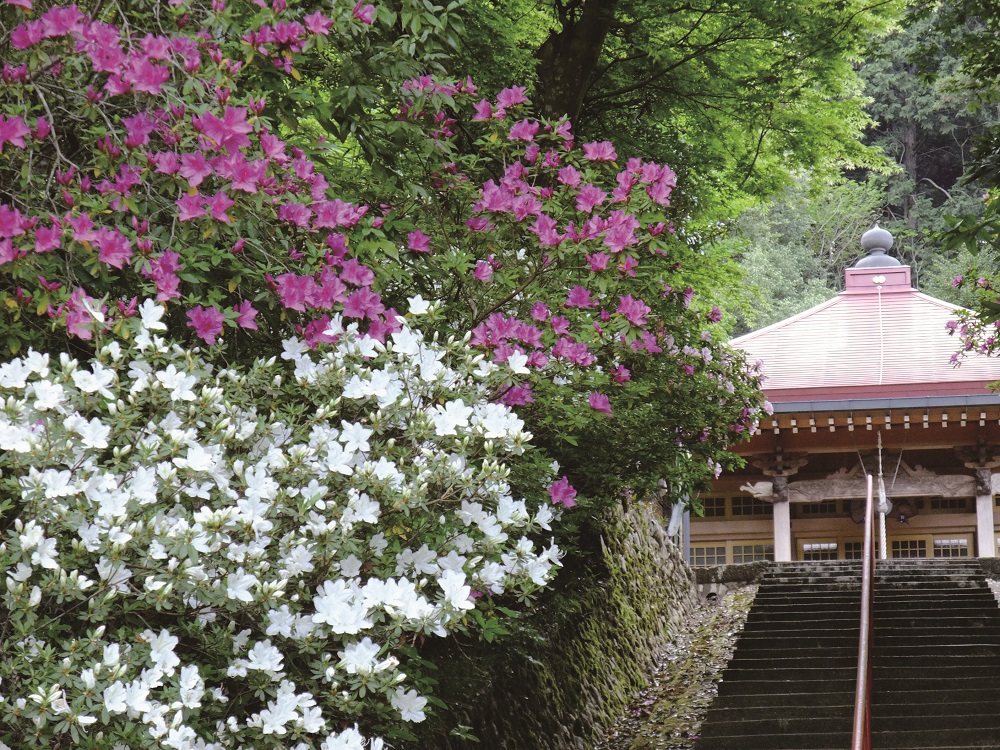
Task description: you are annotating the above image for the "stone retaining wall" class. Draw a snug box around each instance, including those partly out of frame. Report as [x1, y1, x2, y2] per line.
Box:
[412, 501, 698, 750]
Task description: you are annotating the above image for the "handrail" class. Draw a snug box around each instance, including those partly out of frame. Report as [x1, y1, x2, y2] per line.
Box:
[851, 474, 875, 750]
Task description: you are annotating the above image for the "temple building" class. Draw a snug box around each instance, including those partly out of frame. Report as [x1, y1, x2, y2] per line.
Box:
[691, 226, 1000, 564]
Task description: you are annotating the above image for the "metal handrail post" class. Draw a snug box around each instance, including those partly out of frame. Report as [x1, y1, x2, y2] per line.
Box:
[851, 474, 875, 750]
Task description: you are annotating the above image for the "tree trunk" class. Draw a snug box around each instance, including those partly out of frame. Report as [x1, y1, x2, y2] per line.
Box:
[534, 0, 619, 122]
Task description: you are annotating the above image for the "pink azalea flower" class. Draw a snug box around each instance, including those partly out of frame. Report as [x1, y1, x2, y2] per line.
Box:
[278, 201, 312, 228]
[192, 106, 253, 152]
[340, 259, 375, 287]
[531, 303, 551, 322]
[313, 199, 368, 229]
[33, 116, 50, 141]
[586, 252, 610, 272]
[186, 305, 225, 345]
[646, 179, 673, 206]
[496, 86, 529, 109]
[407, 230, 432, 253]
[548, 476, 577, 508]
[575, 183, 607, 213]
[33, 220, 62, 253]
[582, 140, 617, 161]
[10, 20, 44, 49]
[0, 204, 25, 238]
[125, 57, 170, 95]
[557, 165, 581, 188]
[142, 250, 182, 302]
[343, 288, 385, 320]
[0, 114, 31, 151]
[618, 255, 638, 277]
[508, 119, 540, 142]
[472, 99, 494, 121]
[122, 112, 157, 149]
[79, 21, 126, 72]
[205, 191, 236, 223]
[141, 33, 172, 60]
[529, 214, 563, 247]
[65, 212, 97, 243]
[62, 288, 105, 340]
[104, 75, 131, 97]
[275, 273, 317, 312]
[176, 193, 206, 222]
[40, 5, 84, 36]
[550, 315, 570, 335]
[233, 300, 259, 330]
[94, 227, 132, 269]
[179, 151, 213, 186]
[565, 285, 597, 309]
[612, 365, 631, 383]
[218, 153, 267, 193]
[588, 392, 612, 415]
[260, 131, 289, 163]
[474, 261, 493, 282]
[527, 351, 549, 368]
[0, 238, 22, 265]
[149, 151, 180, 175]
[5, 0, 33, 10]
[500, 383, 534, 406]
[616, 294, 650, 326]
[352, 1, 375, 23]
[304, 10, 334, 35]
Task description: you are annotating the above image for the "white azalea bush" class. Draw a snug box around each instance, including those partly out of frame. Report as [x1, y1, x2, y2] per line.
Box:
[0, 301, 563, 749]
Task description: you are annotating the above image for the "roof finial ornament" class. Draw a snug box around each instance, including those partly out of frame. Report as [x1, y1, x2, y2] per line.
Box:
[854, 224, 902, 268]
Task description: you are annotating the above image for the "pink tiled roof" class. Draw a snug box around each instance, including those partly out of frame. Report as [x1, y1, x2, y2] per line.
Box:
[732, 265, 1000, 403]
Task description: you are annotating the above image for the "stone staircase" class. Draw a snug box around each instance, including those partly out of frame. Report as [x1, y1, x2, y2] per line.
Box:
[693, 559, 1000, 750]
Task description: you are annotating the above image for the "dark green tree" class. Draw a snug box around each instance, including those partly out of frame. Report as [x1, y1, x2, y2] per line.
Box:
[451, 0, 902, 218]
[858, 7, 999, 293]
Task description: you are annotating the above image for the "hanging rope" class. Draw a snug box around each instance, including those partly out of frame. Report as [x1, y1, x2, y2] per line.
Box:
[877, 284, 885, 386]
[877, 431, 888, 560]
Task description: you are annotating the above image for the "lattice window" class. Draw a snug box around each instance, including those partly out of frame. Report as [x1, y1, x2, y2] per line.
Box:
[802, 542, 838, 561]
[701, 497, 726, 517]
[689, 546, 726, 566]
[891, 539, 927, 558]
[731, 496, 773, 517]
[795, 500, 840, 518]
[930, 497, 969, 511]
[732, 544, 774, 564]
[843, 542, 864, 560]
[933, 538, 969, 558]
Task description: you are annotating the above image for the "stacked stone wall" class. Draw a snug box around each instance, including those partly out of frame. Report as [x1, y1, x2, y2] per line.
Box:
[413, 502, 698, 750]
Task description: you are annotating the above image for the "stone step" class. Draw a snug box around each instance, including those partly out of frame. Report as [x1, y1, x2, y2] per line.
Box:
[872, 664, 1000, 679]
[720, 665, 857, 682]
[871, 727, 1000, 748]
[694, 559, 1000, 750]
[716, 677, 857, 697]
[870, 712, 1000, 730]
[710, 692, 858, 709]
[697, 717, 852, 739]
[875, 700, 1000, 716]
[693, 730, 851, 750]
[703, 704, 854, 723]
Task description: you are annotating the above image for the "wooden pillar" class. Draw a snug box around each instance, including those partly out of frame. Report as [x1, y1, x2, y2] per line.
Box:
[974, 468, 996, 558]
[772, 475, 792, 562]
[963, 444, 999, 558]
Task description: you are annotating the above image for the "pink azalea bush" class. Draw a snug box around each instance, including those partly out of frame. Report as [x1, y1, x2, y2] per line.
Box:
[0, 302, 563, 748]
[357, 79, 768, 497]
[0, 0, 419, 354]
